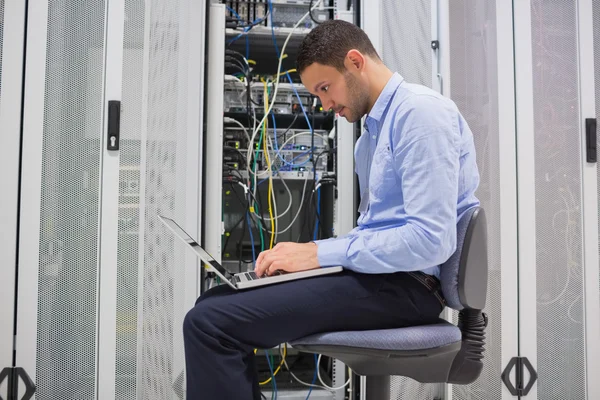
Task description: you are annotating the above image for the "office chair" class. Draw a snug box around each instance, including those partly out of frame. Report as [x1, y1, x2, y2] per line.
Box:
[291, 206, 489, 399]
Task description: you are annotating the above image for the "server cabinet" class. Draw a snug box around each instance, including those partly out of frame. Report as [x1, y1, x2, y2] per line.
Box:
[513, 0, 600, 398]
[14, 0, 205, 399]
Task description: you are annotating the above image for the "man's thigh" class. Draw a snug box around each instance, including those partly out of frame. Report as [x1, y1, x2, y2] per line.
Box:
[190, 270, 430, 350]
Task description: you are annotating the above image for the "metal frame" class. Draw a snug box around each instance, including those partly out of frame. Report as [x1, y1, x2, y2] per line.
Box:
[96, 0, 125, 398]
[577, 0, 600, 397]
[135, 0, 153, 393]
[495, 0, 520, 398]
[360, 0, 381, 56]
[430, 0, 439, 92]
[513, 0, 538, 397]
[436, 0, 450, 97]
[333, 121, 353, 400]
[333, 118, 355, 237]
[0, 0, 26, 371]
[14, 0, 50, 383]
[172, 0, 207, 392]
[437, 2, 453, 398]
[187, 0, 206, 309]
[204, 3, 226, 264]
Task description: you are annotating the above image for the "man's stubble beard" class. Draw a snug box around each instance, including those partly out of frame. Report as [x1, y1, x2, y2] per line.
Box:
[342, 71, 370, 123]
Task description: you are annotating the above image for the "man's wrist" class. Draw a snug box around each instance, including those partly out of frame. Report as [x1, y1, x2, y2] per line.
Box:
[314, 237, 350, 267]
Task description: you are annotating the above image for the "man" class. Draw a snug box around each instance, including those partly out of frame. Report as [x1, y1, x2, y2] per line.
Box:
[183, 20, 479, 399]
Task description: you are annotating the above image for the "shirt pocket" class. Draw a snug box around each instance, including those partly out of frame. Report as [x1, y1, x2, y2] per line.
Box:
[369, 145, 397, 201]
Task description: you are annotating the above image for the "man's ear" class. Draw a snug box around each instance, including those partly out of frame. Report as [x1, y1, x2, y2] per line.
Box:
[345, 49, 366, 72]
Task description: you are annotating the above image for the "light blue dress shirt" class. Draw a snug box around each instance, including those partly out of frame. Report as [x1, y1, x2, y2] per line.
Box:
[315, 73, 480, 278]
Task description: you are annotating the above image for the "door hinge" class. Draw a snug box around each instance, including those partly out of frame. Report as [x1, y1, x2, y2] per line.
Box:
[0, 367, 36, 400]
[501, 356, 537, 396]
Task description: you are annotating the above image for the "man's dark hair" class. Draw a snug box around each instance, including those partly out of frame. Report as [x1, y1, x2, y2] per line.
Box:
[296, 20, 380, 74]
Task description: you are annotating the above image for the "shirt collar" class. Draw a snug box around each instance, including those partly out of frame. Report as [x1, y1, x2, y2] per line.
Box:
[365, 72, 404, 126]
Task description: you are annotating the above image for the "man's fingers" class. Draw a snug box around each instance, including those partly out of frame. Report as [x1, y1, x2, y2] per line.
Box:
[267, 260, 290, 275]
[255, 252, 264, 267]
[255, 249, 270, 268]
[255, 252, 274, 276]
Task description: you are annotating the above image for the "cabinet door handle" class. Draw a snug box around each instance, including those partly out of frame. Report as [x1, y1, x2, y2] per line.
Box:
[586, 118, 596, 163]
[107, 100, 121, 151]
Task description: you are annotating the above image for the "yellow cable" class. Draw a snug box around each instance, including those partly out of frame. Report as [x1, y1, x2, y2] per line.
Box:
[261, 78, 275, 249]
[254, 79, 283, 386]
[272, 68, 297, 81]
[258, 344, 287, 385]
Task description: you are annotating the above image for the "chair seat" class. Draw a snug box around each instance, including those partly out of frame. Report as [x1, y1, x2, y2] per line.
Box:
[291, 319, 461, 352]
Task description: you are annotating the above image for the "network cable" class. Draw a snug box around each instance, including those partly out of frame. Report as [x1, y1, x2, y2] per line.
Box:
[245, 0, 324, 170]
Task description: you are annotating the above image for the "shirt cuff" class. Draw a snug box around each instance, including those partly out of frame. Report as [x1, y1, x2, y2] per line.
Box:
[314, 237, 351, 267]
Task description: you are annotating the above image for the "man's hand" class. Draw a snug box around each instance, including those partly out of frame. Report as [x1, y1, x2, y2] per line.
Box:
[254, 242, 319, 276]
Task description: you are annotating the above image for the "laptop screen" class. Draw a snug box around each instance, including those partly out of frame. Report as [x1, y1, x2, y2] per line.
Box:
[158, 215, 233, 279]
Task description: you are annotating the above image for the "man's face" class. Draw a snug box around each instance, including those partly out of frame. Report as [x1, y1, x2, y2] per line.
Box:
[300, 62, 370, 123]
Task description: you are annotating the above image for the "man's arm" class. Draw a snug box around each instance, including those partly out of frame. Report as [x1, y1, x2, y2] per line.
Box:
[316, 123, 461, 273]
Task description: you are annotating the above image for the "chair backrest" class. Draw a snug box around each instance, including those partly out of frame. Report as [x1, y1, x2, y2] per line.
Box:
[440, 206, 488, 310]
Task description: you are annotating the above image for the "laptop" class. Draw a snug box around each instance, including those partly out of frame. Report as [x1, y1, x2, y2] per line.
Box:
[158, 215, 343, 290]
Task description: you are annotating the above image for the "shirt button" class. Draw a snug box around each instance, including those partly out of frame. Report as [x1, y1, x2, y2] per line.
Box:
[372, 135, 376, 139]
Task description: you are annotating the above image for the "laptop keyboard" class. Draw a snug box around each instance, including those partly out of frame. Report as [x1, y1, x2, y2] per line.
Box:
[243, 271, 283, 281]
[233, 270, 285, 283]
[245, 271, 259, 280]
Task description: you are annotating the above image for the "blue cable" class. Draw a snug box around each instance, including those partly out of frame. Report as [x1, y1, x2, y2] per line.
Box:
[227, 11, 269, 46]
[271, 112, 311, 167]
[267, 0, 313, 133]
[257, 150, 312, 187]
[305, 354, 319, 400]
[246, 210, 256, 265]
[265, 350, 277, 399]
[226, 5, 241, 20]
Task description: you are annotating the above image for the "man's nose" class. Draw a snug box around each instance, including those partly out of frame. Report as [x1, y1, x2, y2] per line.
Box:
[319, 96, 333, 112]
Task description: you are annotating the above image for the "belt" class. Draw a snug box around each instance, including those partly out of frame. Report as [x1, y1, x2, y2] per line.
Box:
[408, 271, 446, 308]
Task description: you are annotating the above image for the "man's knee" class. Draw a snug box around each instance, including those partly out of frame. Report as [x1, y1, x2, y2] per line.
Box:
[194, 284, 233, 306]
[183, 301, 216, 337]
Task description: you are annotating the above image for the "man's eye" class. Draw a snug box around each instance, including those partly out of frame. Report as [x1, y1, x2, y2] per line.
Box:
[321, 86, 329, 92]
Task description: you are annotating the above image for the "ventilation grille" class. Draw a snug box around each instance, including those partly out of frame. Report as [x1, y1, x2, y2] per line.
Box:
[390, 378, 443, 400]
[35, 1, 106, 398]
[448, 2, 503, 399]
[115, 0, 191, 399]
[530, 0, 586, 398]
[115, 1, 145, 398]
[381, 0, 431, 87]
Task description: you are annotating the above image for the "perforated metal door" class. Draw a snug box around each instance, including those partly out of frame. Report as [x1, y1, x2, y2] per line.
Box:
[381, 0, 431, 87]
[530, 0, 586, 398]
[34, 1, 106, 398]
[448, 3, 504, 399]
[115, 1, 198, 398]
